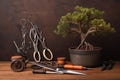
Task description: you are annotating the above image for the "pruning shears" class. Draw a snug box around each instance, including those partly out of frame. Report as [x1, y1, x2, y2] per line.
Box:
[30, 62, 87, 75]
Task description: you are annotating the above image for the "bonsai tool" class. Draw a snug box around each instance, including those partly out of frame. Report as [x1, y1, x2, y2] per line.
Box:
[38, 31, 53, 61]
[29, 26, 41, 62]
[12, 41, 30, 71]
[28, 19, 53, 62]
[58, 64, 91, 70]
[30, 62, 87, 75]
[101, 60, 114, 71]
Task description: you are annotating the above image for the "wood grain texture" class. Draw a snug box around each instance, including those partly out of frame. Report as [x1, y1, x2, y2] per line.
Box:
[0, 61, 120, 80]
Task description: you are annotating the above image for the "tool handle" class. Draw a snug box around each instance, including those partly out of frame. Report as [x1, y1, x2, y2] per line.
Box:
[32, 69, 46, 74]
[64, 64, 85, 70]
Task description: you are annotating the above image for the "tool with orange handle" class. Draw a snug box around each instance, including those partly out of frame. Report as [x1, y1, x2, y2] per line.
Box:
[30, 62, 87, 75]
[58, 64, 90, 70]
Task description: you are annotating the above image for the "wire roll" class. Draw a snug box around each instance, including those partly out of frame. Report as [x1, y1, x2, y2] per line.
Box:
[11, 59, 25, 72]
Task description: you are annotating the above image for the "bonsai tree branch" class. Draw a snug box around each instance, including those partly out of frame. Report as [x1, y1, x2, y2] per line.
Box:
[70, 28, 80, 34]
[54, 6, 115, 50]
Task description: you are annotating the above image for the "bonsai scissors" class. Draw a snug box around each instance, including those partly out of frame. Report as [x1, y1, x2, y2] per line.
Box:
[38, 31, 53, 61]
[30, 62, 87, 75]
[29, 19, 53, 62]
[29, 26, 41, 62]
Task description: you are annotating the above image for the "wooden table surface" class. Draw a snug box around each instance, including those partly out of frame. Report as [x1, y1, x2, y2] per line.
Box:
[0, 61, 120, 80]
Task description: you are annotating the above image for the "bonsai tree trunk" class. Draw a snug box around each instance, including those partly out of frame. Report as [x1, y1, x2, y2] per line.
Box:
[76, 27, 97, 50]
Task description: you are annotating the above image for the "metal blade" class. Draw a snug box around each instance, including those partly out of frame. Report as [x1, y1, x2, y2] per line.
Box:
[56, 68, 87, 75]
[64, 70, 86, 75]
[30, 62, 56, 71]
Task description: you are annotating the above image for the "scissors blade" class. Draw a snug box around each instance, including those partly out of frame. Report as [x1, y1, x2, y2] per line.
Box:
[30, 62, 56, 71]
[30, 62, 64, 74]
[57, 68, 87, 75]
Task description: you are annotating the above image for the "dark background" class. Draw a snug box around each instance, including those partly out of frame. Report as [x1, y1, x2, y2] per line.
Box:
[0, 0, 120, 61]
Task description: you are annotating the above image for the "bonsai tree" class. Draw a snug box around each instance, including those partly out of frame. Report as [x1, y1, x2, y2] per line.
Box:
[54, 6, 115, 50]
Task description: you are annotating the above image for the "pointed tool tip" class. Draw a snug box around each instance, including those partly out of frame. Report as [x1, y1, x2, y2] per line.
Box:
[81, 73, 87, 76]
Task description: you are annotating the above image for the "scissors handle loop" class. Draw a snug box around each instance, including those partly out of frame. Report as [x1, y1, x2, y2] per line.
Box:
[43, 48, 53, 61]
[33, 51, 41, 62]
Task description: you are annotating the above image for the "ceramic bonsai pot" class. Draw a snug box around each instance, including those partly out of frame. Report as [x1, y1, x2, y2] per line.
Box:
[69, 47, 102, 67]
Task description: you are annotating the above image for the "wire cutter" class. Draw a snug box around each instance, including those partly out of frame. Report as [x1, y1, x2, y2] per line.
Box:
[101, 60, 114, 71]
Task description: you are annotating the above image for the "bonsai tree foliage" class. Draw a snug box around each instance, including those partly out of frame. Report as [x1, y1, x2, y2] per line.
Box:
[54, 6, 115, 50]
